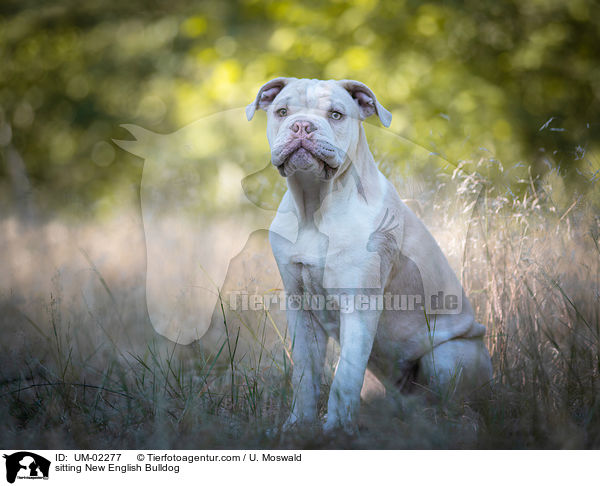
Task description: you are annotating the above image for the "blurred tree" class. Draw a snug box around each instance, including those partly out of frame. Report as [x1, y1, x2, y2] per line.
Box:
[0, 0, 598, 217]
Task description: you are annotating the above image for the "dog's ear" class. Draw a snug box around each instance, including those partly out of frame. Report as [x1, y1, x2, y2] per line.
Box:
[339, 80, 392, 128]
[246, 77, 294, 121]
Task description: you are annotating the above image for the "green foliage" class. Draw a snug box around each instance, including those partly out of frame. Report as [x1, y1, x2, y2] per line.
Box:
[0, 0, 598, 215]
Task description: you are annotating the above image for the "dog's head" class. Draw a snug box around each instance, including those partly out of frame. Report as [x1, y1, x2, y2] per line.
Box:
[246, 78, 391, 180]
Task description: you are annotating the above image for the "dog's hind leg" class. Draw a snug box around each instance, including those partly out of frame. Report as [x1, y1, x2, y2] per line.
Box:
[417, 337, 492, 400]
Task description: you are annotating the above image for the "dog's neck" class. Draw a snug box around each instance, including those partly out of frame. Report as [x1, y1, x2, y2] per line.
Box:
[287, 126, 381, 226]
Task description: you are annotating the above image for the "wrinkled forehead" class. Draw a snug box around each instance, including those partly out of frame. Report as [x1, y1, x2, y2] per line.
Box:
[275, 79, 353, 111]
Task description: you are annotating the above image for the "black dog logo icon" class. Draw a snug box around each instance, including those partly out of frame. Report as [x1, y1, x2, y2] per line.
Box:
[3, 452, 50, 483]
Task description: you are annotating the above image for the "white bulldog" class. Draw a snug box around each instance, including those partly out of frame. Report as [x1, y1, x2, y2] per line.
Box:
[247, 77, 492, 433]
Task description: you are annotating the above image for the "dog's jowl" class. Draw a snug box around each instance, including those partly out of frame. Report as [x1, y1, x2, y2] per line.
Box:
[247, 77, 493, 433]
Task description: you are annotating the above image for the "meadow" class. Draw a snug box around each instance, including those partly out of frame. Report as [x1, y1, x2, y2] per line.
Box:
[1, 149, 598, 449]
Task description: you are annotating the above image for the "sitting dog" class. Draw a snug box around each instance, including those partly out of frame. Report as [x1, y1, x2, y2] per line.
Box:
[246, 77, 492, 433]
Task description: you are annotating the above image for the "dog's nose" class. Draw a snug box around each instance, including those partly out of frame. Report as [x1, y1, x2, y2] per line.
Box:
[291, 120, 316, 135]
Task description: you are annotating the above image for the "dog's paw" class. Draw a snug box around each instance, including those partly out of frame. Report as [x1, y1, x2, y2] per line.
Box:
[322, 414, 359, 436]
[266, 415, 322, 442]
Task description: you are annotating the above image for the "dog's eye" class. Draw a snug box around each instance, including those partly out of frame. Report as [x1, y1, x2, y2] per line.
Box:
[329, 111, 343, 120]
[276, 108, 288, 117]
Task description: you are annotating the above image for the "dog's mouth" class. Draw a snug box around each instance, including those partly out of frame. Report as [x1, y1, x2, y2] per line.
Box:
[274, 140, 339, 180]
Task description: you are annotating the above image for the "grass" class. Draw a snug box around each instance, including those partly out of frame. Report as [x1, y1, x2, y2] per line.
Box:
[1, 156, 599, 449]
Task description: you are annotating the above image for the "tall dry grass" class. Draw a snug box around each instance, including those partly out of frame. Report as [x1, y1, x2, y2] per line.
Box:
[1, 157, 598, 449]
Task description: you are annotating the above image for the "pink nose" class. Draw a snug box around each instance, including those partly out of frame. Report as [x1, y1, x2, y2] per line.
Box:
[291, 120, 316, 135]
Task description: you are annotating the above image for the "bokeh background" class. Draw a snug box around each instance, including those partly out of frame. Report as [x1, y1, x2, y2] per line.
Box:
[1, 0, 600, 449]
[1, 0, 599, 219]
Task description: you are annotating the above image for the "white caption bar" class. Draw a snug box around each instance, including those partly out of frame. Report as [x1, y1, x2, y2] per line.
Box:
[1, 450, 597, 486]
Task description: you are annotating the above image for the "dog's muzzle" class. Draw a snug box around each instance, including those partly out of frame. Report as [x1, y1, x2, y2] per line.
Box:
[272, 124, 340, 180]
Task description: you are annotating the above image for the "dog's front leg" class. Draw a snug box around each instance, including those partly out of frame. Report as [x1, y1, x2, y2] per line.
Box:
[324, 306, 379, 434]
[285, 307, 328, 428]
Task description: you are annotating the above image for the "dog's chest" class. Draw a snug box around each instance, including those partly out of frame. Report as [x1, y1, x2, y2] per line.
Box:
[285, 226, 328, 292]
[272, 225, 341, 333]
[270, 191, 383, 292]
